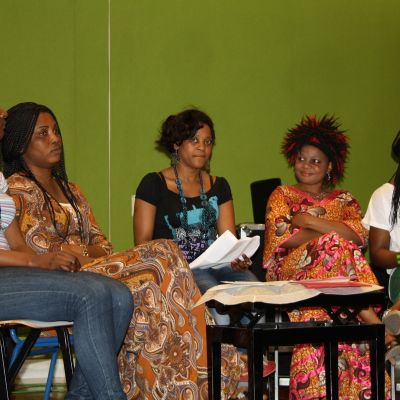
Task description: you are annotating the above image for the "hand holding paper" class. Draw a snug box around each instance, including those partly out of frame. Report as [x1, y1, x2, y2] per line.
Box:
[189, 230, 260, 269]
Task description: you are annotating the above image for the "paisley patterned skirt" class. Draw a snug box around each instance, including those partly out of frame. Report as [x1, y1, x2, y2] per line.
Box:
[84, 239, 243, 399]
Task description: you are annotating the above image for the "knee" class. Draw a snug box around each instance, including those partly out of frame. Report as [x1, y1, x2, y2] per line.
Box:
[113, 283, 134, 314]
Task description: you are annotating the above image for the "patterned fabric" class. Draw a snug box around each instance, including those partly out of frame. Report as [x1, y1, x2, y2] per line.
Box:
[8, 173, 113, 255]
[0, 172, 15, 250]
[263, 185, 390, 399]
[8, 173, 244, 400]
[136, 172, 232, 263]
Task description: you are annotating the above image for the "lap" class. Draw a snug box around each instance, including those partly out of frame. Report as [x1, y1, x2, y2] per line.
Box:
[0, 267, 119, 321]
[193, 264, 259, 294]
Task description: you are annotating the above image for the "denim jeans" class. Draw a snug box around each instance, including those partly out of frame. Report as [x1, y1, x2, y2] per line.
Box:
[192, 263, 259, 324]
[0, 267, 133, 400]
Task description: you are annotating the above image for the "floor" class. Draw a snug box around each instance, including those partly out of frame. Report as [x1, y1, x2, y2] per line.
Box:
[10, 385, 289, 400]
[11, 384, 66, 399]
[10, 366, 399, 399]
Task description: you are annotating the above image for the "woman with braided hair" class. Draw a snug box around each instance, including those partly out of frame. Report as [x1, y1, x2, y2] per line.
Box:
[2, 102, 245, 400]
[363, 130, 400, 336]
[263, 115, 394, 399]
[0, 107, 134, 400]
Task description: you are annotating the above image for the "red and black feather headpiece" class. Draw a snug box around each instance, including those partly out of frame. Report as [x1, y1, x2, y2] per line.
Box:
[281, 114, 349, 185]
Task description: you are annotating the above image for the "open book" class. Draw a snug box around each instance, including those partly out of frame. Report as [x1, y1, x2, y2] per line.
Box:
[189, 230, 260, 269]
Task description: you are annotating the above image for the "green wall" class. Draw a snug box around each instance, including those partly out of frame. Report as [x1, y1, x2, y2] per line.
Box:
[1, 0, 400, 250]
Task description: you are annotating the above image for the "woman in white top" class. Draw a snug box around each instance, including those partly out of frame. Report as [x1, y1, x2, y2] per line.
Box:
[363, 131, 400, 340]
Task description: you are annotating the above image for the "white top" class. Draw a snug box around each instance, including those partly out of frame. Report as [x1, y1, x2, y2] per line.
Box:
[363, 183, 400, 273]
[0, 172, 16, 250]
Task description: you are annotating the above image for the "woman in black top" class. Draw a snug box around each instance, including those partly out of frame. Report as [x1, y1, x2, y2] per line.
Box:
[134, 109, 259, 298]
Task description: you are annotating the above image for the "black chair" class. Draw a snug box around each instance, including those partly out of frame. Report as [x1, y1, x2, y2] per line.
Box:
[250, 178, 282, 224]
[240, 177, 281, 280]
[0, 320, 74, 400]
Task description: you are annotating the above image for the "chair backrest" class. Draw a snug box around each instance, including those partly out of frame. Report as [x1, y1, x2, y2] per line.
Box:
[250, 178, 282, 224]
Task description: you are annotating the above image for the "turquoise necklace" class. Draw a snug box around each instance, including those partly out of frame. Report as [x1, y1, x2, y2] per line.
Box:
[172, 165, 217, 260]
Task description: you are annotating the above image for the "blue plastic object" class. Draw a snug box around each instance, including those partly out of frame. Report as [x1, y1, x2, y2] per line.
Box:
[9, 328, 73, 399]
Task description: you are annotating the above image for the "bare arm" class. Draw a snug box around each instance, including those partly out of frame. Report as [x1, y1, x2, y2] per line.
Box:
[134, 198, 157, 245]
[0, 108, 6, 136]
[2, 220, 80, 271]
[369, 226, 396, 269]
[216, 200, 236, 236]
[5, 219, 36, 255]
[290, 213, 362, 245]
[216, 200, 253, 271]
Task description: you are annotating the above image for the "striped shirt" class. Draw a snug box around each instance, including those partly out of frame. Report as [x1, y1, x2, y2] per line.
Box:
[0, 172, 16, 250]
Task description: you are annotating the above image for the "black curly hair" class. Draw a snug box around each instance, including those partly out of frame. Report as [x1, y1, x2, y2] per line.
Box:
[156, 108, 215, 154]
[391, 130, 400, 226]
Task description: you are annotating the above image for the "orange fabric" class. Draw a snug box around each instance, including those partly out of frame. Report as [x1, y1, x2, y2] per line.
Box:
[8, 173, 244, 399]
[262, 185, 390, 399]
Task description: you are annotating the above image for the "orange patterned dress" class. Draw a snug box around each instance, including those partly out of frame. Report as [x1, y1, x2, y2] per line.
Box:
[8, 173, 244, 400]
[263, 185, 390, 400]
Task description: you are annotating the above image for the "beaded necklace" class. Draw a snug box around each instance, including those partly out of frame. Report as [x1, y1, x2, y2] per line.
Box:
[172, 165, 217, 261]
[303, 190, 328, 200]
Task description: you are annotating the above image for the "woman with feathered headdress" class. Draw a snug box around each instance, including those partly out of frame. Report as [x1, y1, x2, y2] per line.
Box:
[263, 115, 393, 399]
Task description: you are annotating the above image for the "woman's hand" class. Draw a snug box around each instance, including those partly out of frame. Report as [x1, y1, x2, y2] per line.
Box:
[231, 254, 253, 272]
[61, 244, 85, 255]
[30, 251, 81, 272]
[60, 244, 94, 266]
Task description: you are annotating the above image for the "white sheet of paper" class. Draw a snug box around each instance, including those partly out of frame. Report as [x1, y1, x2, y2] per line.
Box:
[189, 230, 260, 269]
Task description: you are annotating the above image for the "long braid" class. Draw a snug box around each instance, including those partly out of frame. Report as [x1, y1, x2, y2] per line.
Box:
[57, 177, 85, 240]
[391, 164, 400, 227]
[2, 102, 85, 242]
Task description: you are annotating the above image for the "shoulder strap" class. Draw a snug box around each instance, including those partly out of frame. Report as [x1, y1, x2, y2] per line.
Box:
[157, 171, 167, 184]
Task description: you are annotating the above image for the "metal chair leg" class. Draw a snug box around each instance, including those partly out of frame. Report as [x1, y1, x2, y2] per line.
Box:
[0, 330, 11, 400]
[56, 327, 74, 388]
[7, 328, 41, 387]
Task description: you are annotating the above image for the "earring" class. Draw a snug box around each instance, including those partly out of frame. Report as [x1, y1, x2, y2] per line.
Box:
[326, 171, 331, 182]
[171, 148, 180, 166]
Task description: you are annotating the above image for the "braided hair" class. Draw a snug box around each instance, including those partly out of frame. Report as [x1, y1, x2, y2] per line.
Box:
[2, 102, 84, 241]
[390, 130, 400, 226]
[281, 114, 349, 186]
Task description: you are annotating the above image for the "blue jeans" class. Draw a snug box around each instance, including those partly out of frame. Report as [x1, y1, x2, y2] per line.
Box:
[192, 263, 259, 294]
[0, 267, 133, 400]
[192, 263, 259, 324]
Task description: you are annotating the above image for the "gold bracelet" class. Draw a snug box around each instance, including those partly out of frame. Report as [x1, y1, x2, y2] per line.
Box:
[80, 244, 89, 257]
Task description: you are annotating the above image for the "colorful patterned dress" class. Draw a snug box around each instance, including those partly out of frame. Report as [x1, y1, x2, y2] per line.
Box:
[8, 173, 244, 400]
[263, 185, 390, 400]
